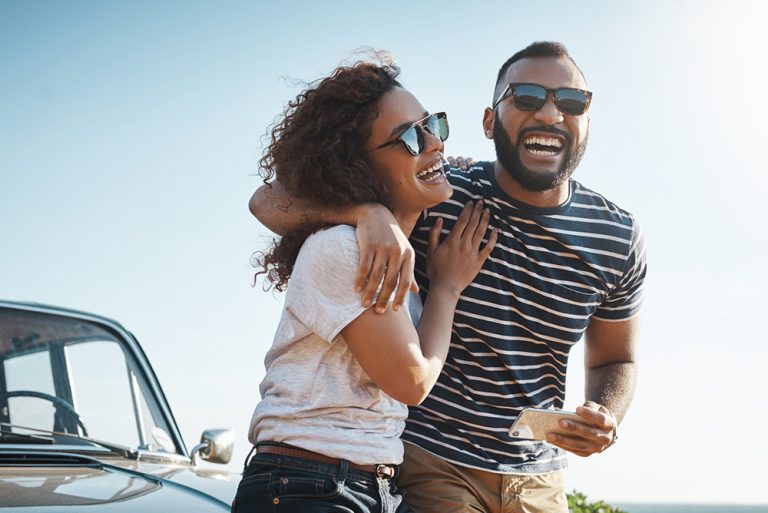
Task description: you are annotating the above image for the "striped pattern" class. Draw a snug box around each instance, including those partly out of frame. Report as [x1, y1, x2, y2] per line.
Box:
[402, 162, 647, 474]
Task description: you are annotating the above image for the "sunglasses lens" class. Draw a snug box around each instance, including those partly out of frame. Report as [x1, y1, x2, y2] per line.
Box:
[555, 89, 589, 115]
[425, 113, 450, 142]
[399, 125, 423, 156]
[512, 84, 547, 111]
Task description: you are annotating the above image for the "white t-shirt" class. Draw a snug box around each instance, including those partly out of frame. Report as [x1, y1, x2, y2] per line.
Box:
[248, 225, 408, 465]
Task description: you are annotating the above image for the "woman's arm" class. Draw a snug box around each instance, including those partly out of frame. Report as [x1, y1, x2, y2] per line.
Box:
[341, 201, 497, 405]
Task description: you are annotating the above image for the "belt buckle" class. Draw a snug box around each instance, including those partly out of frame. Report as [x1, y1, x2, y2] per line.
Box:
[375, 464, 394, 479]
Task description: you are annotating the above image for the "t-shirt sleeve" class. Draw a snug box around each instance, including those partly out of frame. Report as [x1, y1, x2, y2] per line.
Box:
[594, 219, 648, 321]
[284, 227, 370, 342]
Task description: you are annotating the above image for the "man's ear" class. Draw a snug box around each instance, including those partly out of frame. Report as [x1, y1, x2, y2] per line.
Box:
[582, 114, 591, 138]
[482, 107, 495, 140]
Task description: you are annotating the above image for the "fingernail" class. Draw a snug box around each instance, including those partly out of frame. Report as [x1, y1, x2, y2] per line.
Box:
[560, 420, 570, 428]
[548, 434, 558, 443]
[363, 299, 371, 307]
[376, 307, 385, 314]
[356, 286, 362, 292]
[393, 304, 400, 311]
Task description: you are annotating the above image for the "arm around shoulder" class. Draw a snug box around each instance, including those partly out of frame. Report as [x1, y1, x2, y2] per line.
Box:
[248, 179, 386, 237]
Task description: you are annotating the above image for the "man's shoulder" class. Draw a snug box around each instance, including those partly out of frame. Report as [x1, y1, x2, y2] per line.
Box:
[443, 161, 498, 200]
[446, 160, 493, 183]
[569, 180, 639, 229]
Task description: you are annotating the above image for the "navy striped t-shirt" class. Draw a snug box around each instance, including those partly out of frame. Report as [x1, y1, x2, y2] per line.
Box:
[402, 162, 647, 474]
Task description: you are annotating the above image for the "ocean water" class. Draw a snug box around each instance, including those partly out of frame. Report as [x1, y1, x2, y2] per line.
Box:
[617, 504, 768, 513]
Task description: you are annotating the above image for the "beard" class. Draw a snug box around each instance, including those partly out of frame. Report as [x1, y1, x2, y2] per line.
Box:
[493, 112, 588, 192]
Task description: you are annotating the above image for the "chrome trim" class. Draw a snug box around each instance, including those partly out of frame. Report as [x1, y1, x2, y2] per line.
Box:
[190, 429, 234, 465]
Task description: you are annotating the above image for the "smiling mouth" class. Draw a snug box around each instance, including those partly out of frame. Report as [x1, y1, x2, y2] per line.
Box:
[522, 135, 565, 157]
[416, 160, 446, 182]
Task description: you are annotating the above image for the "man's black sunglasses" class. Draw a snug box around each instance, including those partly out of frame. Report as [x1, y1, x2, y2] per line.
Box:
[494, 83, 592, 116]
[370, 112, 449, 156]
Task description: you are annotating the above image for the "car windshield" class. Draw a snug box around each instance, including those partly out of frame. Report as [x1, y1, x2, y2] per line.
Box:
[0, 307, 178, 455]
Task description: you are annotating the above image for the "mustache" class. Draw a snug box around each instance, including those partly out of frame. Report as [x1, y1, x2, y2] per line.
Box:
[517, 126, 571, 145]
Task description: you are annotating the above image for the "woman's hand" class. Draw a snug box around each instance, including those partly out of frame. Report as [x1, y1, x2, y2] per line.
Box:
[426, 201, 497, 296]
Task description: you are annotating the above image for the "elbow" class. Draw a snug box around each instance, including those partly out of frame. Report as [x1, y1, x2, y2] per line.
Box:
[249, 185, 284, 235]
[397, 390, 430, 407]
[371, 359, 442, 406]
[386, 379, 434, 406]
[248, 188, 266, 219]
[391, 391, 429, 407]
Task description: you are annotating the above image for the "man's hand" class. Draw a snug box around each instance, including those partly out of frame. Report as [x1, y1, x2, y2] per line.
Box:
[546, 401, 617, 457]
[354, 204, 417, 314]
[446, 156, 476, 172]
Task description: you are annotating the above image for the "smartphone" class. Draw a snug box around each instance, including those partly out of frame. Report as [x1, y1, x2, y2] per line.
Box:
[508, 408, 585, 440]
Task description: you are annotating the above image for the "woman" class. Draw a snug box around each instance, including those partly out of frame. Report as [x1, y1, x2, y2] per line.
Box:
[233, 57, 497, 513]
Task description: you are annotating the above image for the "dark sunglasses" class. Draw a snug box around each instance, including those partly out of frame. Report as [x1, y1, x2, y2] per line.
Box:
[494, 83, 592, 116]
[370, 112, 449, 156]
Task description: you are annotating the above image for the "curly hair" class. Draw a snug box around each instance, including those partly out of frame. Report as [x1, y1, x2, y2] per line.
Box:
[255, 58, 403, 291]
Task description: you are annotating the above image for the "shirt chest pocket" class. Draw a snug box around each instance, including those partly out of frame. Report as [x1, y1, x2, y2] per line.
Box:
[534, 282, 604, 333]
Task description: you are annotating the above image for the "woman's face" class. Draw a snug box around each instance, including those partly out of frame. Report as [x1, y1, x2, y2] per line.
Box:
[366, 87, 453, 216]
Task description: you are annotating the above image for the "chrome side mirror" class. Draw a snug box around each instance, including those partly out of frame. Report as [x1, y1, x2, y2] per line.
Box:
[190, 428, 234, 465]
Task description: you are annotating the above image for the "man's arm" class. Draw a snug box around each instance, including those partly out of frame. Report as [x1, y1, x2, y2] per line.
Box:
[547, 315, 640, 457]
[249, 180, 361, 236]
[249, 181, 417, 313]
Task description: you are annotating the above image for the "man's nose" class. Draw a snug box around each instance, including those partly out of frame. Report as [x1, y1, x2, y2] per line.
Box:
[533, 93, 564, 125]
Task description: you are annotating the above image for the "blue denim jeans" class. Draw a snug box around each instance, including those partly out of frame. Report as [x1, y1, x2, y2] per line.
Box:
[232, 449, 412, 513]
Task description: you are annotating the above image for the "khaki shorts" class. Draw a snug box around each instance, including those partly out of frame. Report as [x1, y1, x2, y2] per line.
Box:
[398, 443, 568, 513]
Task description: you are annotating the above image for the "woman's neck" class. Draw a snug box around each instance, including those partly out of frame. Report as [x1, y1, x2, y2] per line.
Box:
[393, 210, 419, 238]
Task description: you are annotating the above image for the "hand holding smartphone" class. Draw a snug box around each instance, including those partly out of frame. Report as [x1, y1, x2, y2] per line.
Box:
[508, 408, 587, 440]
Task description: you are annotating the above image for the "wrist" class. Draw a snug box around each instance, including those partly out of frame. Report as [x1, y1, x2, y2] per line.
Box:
[602, 409, 618, 452]
[428, 282, 463, 302]
[352, 203, 388, 226]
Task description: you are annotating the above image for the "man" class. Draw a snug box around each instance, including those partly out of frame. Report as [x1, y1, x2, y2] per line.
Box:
[250, 42, 646, 513]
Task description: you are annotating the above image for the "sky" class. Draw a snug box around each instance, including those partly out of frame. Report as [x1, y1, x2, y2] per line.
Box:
[1, 0, 767, 505]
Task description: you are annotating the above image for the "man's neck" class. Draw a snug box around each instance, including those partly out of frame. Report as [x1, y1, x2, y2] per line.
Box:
[493, 161, 570, 209]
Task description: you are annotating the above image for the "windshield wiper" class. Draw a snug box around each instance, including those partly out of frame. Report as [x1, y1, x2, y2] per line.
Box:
[0, 422, 138, 459]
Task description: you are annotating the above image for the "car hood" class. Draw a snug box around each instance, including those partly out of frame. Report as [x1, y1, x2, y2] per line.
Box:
[0, 451, 239, 511]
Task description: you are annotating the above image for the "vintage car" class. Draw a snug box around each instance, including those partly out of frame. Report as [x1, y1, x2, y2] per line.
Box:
[0, 300, 240, 511]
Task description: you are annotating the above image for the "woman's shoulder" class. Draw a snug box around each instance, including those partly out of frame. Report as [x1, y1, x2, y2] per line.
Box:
[297, 225, 359, 268]
[303, 224, 357, 250]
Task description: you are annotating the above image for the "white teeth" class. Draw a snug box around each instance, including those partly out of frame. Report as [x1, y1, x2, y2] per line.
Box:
[416, 161, 445, 179]
[523, 136, 563, 148]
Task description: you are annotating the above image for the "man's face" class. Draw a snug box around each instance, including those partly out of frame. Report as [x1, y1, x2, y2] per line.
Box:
[487, 57, 590, 192]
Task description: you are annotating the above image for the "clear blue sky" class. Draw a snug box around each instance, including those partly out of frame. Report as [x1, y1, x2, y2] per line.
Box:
[2, 0, 766, 505]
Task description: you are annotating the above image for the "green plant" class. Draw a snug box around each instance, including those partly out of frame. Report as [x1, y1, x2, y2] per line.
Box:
[567, 490, 628, 513]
